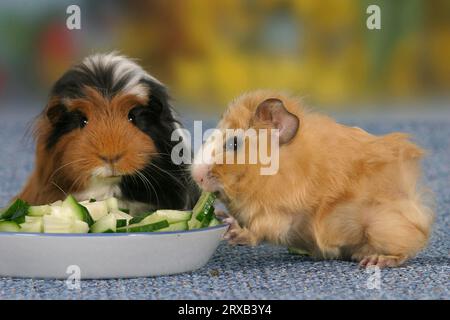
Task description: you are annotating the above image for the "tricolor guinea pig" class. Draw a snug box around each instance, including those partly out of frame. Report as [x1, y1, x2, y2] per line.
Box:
[17, 52, 198, 213]
[191, 90, 434, 268]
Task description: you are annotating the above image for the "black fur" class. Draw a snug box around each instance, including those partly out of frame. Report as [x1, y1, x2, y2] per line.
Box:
[46, 107, 87, 149]
[120, 79, 199, 209]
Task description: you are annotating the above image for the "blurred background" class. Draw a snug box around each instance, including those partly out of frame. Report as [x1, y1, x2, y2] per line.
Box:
[0, 0, 449, 115]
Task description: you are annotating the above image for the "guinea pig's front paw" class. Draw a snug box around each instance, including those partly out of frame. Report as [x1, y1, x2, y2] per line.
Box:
[223, 219, 257, 246]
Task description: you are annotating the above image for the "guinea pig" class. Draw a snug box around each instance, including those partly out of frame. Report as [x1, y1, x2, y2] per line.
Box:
[16, 52, 199, 213]
[191, 90, 434, 268]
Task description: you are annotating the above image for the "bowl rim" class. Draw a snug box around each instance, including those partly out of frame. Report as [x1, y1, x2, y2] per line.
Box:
[0, 223, 229, 237]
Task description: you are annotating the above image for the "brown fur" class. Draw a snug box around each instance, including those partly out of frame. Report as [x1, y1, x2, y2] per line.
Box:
[207, 90, 434, 267]
[17, 86, 156, 205]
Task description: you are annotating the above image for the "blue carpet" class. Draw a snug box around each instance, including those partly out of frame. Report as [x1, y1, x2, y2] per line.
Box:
[0, 107, 448, 300]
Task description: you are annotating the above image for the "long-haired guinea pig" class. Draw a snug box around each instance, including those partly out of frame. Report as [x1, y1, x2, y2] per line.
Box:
[191, 90, 434, 268]
[16, 52, 198, 213]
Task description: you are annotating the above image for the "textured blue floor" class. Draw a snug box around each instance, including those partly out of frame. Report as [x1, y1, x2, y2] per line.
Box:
[0, 107, 448, 300]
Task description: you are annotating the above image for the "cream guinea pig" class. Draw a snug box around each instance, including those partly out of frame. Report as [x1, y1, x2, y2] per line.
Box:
[191, 90, 434, 268]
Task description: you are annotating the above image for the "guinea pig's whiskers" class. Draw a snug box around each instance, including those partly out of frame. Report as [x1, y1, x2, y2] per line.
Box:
[134, 170, 160, 207]
[51, 181, 67, 197]
[49, 159, 87, 182]
[144, 163, 186, 189]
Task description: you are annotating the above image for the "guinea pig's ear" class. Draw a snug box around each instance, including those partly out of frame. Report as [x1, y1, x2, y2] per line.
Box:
[46, 101, 67, 125]
[254, 98, 299, 144]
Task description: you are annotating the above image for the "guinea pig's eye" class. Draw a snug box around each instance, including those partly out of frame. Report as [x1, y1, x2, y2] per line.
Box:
[79, 115, 88, 128]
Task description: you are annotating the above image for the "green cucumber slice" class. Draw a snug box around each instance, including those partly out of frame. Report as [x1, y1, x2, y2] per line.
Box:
[72, 220, 89, 233]
[208, 217, 221, 227]
[0, 221, 21, 232]
[25, 216, 43, 223]
[106, 197, 119, 211]
[158, 221, 188, 232]
[0, 199, 30, 223]
[155, 210, 192, 223]
[42, 216, 73, 233]
[188, 192, 216, 229]
[117, 220, 169, 233]
[90, 213, 117, 233]
[82, 201, 109, 221]
[19, 220, 43, 233]
[28, 205, 52, 217]
[287, 247, 310, 256]
[62, 195, 94, 225]
[129, 211, 155, 224]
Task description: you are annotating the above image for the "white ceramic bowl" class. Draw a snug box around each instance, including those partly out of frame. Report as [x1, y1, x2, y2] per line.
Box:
[0, 224, 228, 279]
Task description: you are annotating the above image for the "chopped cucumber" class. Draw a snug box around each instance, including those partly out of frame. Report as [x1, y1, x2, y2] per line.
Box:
[62, 195, 94, 225]
[117, 220, 169, 233]
[0, 199, 30, 223]
[155, 210, 192, 223]
[129, 211, 155, 224]
[72, 220, 89, 233]
[90, 213, 118, 233]
[159, 221, 188, 232]
[111, 210, 133, 228]
[28, 205, 52, 217]
[51, 200, 63, 207]
[25, 216, 43, 223]
[287, 247, 310, 256]
[106, 197, 119, 211]
[208, 217, 221, 227]
[43, 215, 73, 233]
[0, 194, 222, 234]
[19, 220, 43, 233]
[188, 192, 216, 229]
[81, 201, 109, 221]
[0, 221, 21, 232]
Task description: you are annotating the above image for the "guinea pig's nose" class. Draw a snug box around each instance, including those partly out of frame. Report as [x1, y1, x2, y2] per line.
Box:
[98, 153, 123, 164]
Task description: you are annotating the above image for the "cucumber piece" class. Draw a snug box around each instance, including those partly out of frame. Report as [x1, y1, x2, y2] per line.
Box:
[25, 216, 43, 223]
[0, 221, 21, 232]
[200, 205, 215, 227]
[111, 209, 133, 221]
[155, 210, 192, 223]
[106, 197, 119, 211]
[287, 247, 310, 256]
[0, 199, 30, 223]
[116, 219, 127, 228]
[51, 200, 63, 207]
[188, 192, 216, 229]
[90, 213, 117, 233]
[62, 195, 94, 225]
[158, 221, 188, 232]
[129, 211, 155, 224]
[111, 210, 133, 228]
[28, 205, 52, 217]
[19, 220, 43, 233]
[118, 213, 169, 232]
[82, 201, 109, 221]
[72, 220, 89, 233]
[43, 215, 73, 233]
[208, 217, 221, 227]
[117, 220, 169, 233]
